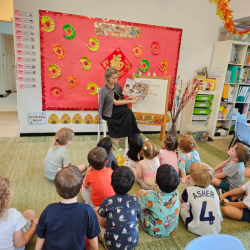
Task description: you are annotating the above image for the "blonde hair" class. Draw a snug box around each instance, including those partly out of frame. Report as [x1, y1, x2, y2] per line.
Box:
[52, 128, 74, 149]
[179, 135, 197, 153]
[189, 162, 214, 188]
[0, 176, 13, 221]
[140, 141, 159, 159]
[104, 67, 118, 84]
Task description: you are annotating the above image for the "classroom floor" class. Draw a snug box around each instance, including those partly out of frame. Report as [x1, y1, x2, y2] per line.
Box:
[1, 134, 250, 250]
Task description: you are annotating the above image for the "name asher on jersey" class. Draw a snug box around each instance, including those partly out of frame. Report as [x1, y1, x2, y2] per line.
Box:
[192, 190, 214, 200]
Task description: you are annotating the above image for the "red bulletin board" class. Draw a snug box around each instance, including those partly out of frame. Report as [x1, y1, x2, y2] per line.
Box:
[40, 10, 182, 110]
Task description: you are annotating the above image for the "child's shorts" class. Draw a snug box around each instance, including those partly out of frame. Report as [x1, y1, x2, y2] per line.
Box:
[218, 179, 230, 192]
[81, 189, 95, 209]
[15, 219, 31, 250]
[241, 208, 250, 223]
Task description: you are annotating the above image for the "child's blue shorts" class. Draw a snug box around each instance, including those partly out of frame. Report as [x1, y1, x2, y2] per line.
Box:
[241, 208, 250, 223]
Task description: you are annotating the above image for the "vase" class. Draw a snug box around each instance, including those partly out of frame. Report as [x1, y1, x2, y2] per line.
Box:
[168, 119, 178, 137]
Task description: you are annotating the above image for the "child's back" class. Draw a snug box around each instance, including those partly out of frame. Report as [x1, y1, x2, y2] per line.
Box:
[180, 162, 223, 235]
[137, 165, 180, 237]
[97, 167, 140, 250]
[181, 184, 222, 235]
[36, 166, 100, 249]
[45, 146, 70, 181]
[82, 147, 115, 207]
[159, 135, 179, 173]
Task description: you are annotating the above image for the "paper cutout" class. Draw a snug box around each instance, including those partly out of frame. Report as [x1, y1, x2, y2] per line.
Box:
[18, 70, 23, 74]
[144, 115, 153, 121]
[41, 16, 55, 32]
[17, 50, 23, 55]
[18, 84, 24, 89]
[87, 83, 98, 95]
[100, 47, 132, 80]
[159, 59, 169, 72]
[60, 114, 71, 124]
[72, 114, 82, 124]
[139, 59, 149, 72]
[15, 23, 21, 29]
[66, 75, 78, 89]
[14, 10, 21, 16]
[63, 24, 75, 39]
[48, 64, 61, 78]
[151, 41, 160, 55]
[18, 77, 24, 81]
[15, 17, 21, 22]
[50, 87, 63, 99]
[84, 114, 94, 124]
[80, 57, 92, 70]
[18, 64, 23, 69]
[95, 22, 140, 39]
[48, 114, 59, 124]
[17, 43, 22, 48]
[94, 114, 99, 124]
[53, 45, 65, 59]
[87, 38, 99, 51]
[16, 36, 22, 41]
[135, 114, 143, 120]
[153, 116, 163, 124]
[132, 45, 143, 58]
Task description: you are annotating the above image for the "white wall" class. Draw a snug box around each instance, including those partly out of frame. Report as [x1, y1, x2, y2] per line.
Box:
[230, 0, 250, 20]
[0, 21, 13, 95]
[13, 0, 222, 134]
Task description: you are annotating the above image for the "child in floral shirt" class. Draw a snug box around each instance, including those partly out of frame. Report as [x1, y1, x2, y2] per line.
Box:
[136, 164, 180, 237]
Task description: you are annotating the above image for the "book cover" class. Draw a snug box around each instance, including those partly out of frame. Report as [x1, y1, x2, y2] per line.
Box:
[228, 65, 238, 83]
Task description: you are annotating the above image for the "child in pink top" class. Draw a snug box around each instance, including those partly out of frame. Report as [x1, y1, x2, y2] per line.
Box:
[158, 135, 179, 173]
[135, 141, 160, 190]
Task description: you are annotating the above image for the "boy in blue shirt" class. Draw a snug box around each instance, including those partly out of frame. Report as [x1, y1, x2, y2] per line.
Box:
[136, 164, 180, 237]
[35, 165, 100, 250]
[96, 166, 140, 250]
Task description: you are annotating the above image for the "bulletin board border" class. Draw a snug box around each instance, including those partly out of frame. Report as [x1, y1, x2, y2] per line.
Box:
[39, 10, 182, 110]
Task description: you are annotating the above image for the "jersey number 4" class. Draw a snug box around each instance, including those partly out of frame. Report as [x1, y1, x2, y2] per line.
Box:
[200, 201, 215, 225]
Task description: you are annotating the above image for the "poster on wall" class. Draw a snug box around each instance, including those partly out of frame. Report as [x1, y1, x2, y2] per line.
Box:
[27, 112, 46, 125]
[39, 10, 182, 110]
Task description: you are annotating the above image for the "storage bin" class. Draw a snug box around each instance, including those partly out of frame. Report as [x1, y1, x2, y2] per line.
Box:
[195, 95, 214, 102]
[193, 108, 212, 115]
[194, 102, 211, 108]
[192, 115, 209, 121]
[191, 121, 207, 126]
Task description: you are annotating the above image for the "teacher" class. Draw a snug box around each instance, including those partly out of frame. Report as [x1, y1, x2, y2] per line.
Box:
[98, 67, 148, 151]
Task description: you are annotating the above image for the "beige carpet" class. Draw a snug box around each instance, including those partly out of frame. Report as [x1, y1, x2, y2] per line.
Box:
[0, 134, 250, 249]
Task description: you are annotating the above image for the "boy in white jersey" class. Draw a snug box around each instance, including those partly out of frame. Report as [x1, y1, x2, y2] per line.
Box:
[180, 162, 223, 235]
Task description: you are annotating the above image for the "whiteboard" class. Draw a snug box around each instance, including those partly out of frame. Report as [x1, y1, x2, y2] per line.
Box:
[132, 78, 168, 114]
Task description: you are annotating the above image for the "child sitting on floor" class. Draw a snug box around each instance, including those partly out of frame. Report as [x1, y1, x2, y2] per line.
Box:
[35, 166, 100, 250]
[81, 147, 115, 208]
[137, 164, 180, 237]
[135, 141, 160, 190]
[97, 137, 118, 171]
[178, 135, 201, 183]
[212, 143, 250, 192]
[158, 135, 179, 173]
[124, 134, 143, 172]
[180, 162, 223, 235]
[0, 176, 38, 250]
[219, 164, 250, 222]
[95, 166, 140, 250]
[44, 127, 87, 181]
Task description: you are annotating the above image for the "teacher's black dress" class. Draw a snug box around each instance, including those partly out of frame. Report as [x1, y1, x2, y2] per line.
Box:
[102, 91, 141, 138]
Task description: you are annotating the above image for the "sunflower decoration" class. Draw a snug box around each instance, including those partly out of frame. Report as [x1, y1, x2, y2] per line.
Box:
[87, 82, 98, 95]
[159, 59, 169, 72]
[151, 41, 160, 55]
[87, 37, 99, 51]
[48, 64, 61, 78]
[50, 87, 63, 100]
[66, 75, 78, 89]
[41, 16, 55, 32]
[63, 24, 76, 39]
[132, 45, 143, 58]
[80, 56, 92, 70]
[53, 45, 66, 59]
[139, 59, 149, 72]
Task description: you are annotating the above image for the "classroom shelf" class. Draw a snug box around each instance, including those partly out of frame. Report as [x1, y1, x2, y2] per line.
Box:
[208, 40, 250, 138]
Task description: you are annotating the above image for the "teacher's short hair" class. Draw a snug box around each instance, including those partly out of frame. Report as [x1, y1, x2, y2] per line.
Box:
[104, 67, 118, 84]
